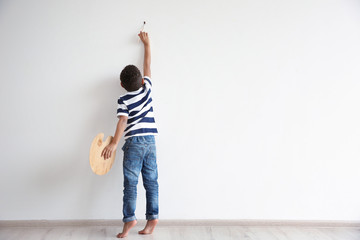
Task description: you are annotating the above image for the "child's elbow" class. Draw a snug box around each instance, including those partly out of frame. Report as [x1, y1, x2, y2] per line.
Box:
[118, 115, 128, 123]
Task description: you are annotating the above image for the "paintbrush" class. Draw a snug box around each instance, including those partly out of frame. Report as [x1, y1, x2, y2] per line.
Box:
[138, 21, 146, 43]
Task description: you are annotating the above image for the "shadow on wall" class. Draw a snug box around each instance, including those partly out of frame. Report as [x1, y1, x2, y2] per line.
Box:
[28, 75, 133, 218]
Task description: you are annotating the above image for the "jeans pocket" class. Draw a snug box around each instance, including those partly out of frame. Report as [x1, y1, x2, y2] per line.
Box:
[122, 142, 128, 151]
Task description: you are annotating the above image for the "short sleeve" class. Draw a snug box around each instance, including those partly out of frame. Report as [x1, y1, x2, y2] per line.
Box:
[143, 76, 152, 88]
[117, 98, 129, 117]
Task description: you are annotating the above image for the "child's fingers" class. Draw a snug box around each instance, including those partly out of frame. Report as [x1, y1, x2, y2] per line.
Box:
[138, 31, 148, 43]
[106, 151, 111, 159]
[102, 147, 109, 159]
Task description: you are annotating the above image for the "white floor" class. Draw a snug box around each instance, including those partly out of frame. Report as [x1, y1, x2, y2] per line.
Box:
[0, 225, 359, 240]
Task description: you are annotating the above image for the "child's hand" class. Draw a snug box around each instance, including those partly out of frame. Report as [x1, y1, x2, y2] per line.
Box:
[101, 142, 117, 160]
[138, 31, 150, 46]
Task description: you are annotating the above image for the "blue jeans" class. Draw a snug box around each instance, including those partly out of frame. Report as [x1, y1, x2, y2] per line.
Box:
[121, 135, 159, 222]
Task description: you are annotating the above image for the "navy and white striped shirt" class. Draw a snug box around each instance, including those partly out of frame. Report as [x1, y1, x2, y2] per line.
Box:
[116, 76, 158, 139]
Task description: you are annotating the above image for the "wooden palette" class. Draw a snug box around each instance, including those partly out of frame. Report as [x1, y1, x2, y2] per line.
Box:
[89, 133, 116, 175]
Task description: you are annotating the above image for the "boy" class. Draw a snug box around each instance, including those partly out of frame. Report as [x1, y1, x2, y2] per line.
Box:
[101, 31, 159, 238]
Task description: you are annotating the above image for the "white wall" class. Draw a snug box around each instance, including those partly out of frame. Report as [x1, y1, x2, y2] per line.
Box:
[1, 0, 360, 221]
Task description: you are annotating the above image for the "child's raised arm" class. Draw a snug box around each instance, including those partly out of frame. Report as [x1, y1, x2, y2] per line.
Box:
[138, 31, 151, 78]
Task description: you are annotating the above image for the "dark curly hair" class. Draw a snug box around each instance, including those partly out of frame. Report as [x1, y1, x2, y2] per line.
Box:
[120, 65, 143, 92]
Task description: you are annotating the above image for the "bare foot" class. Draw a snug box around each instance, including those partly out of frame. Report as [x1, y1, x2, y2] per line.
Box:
[117, 219, 137, 238]
[138, 219, 158, 234]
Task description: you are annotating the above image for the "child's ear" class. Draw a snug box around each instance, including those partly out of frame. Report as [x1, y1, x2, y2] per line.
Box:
[142, 78, 144, 85]
[121, 82, 124, 88]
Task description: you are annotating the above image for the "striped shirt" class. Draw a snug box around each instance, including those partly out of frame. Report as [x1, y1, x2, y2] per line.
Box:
[116, 76, 158, 139]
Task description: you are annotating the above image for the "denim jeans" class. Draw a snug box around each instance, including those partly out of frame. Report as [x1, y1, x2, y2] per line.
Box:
[121, 135, 159, 222]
